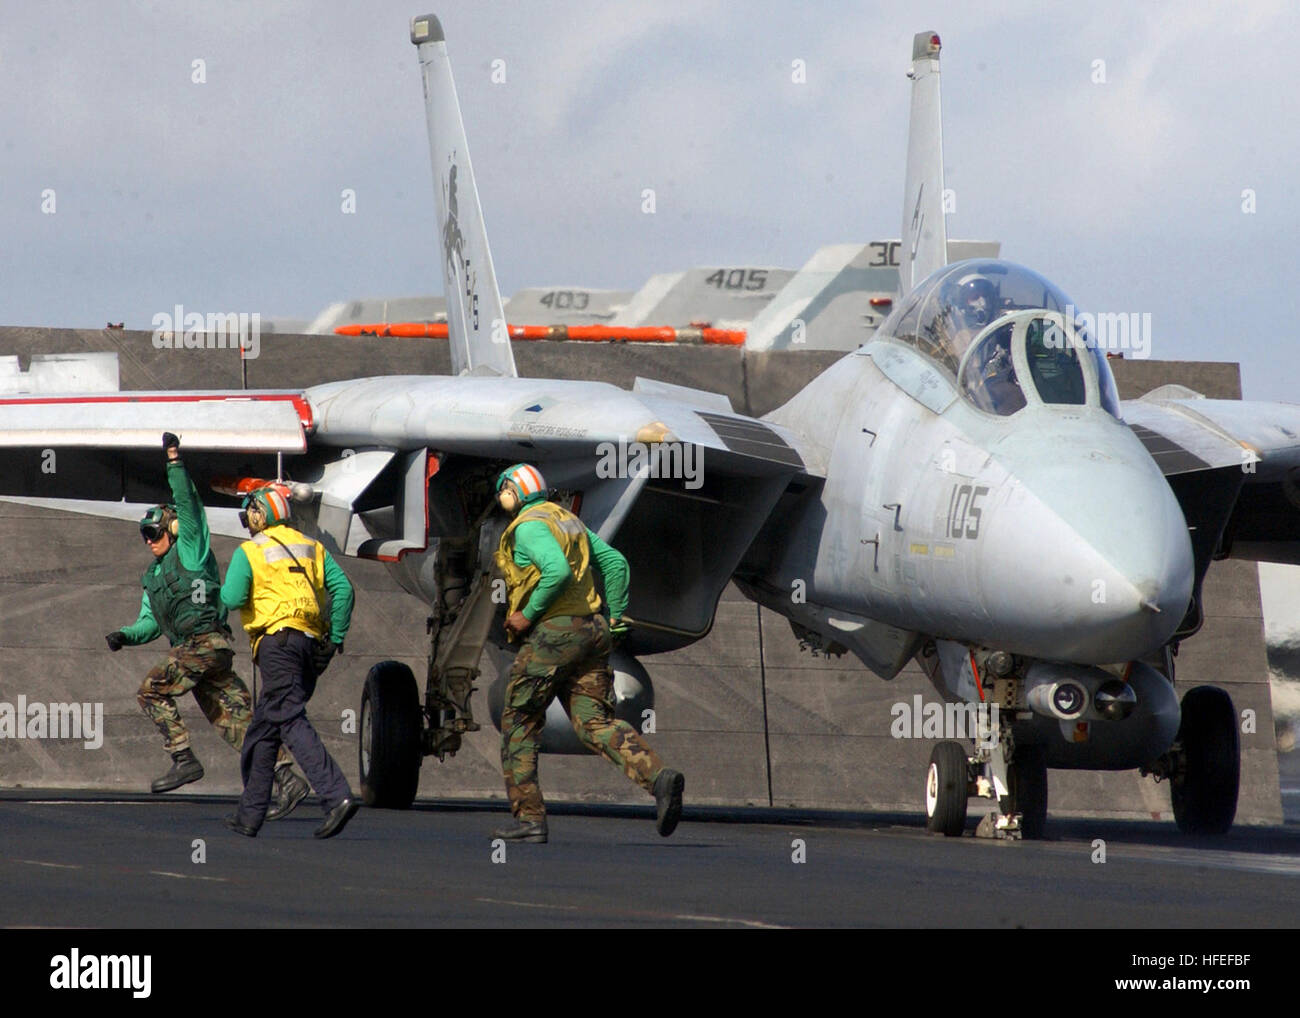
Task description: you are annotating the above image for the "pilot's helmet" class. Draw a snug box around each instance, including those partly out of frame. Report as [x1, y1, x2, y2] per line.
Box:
[950, 273, 999, 329]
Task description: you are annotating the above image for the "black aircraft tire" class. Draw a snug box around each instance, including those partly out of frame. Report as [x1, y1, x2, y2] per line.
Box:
[1172, 685, 1239, 835]
[1009, 743, 1048, 840]
[359, 661, 422, 809]
[925, 741, 969, 836]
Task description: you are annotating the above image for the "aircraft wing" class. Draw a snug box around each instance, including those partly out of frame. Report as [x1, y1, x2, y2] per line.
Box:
[0, 390, 308, 513]
[1123, 389, 1300, 565]
[0, 391, 309, 452]
[305, 374, 805, 470]
[0, 375, 810, 492]
[0, 376, 815, 652]
[307, 373, 814, 653]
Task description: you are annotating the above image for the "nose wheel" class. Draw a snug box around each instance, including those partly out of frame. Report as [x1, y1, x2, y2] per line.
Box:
[925, 741, 971, 836]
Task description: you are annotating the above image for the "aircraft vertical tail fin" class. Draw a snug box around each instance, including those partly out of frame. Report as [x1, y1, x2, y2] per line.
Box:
[899, 31, 948, 297]
[410, 14, 517, 378]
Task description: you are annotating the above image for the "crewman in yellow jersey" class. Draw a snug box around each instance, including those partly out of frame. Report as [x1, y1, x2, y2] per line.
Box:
[219, 487, 360, 839]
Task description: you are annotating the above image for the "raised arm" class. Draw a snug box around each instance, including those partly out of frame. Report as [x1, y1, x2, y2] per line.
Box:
[162, 432, 211, 571]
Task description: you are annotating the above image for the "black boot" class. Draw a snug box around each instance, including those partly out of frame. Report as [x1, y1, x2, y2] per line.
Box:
[314, 798, 360, 839]
[491, 819, 548, 843]
[266, 766, 310, 821]
[151, 748, 204, 794]
[223, 815, 258, 837]
[653, 769, 684, 837]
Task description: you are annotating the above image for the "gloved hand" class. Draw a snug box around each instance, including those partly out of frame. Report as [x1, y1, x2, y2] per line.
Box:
[609, 617, 630, 644]
[105, 631, 126, 652]
[504, 611, 531, 641]
[163, 432, 180, 460]
[311, 639, 340, 675]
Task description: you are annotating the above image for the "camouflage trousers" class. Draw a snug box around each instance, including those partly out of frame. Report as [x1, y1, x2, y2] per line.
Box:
[137, 630, 290, 769]
[501, 613, 664, 822]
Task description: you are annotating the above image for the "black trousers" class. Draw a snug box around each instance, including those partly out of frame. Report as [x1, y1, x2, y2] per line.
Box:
[237, 629, 351, 826]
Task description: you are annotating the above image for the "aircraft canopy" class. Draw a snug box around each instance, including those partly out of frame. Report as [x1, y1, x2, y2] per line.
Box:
[879, 259, 1122, 418]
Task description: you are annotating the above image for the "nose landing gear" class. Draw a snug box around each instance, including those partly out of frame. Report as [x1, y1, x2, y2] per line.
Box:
[925, 711, 1048, 840]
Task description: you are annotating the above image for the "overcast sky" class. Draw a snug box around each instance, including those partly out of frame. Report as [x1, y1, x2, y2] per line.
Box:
[2, 0, 1296, 403]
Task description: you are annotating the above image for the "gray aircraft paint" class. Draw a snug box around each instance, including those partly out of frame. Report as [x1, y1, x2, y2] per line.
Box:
[608, 265, 795, 329]
[412, 14, 515, 378]
[503, 287, 633, 326]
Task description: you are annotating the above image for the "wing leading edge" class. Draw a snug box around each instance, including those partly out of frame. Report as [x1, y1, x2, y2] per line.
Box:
[1125, 393, 1300, 565]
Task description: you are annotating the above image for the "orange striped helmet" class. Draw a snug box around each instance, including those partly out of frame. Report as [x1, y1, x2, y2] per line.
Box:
[241, 486, 292, 527]
[495, 463, 547, 506]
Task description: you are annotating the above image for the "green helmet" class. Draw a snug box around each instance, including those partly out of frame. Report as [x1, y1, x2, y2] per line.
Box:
[139, 504, 177, 542]
[495, 463, 547, 506]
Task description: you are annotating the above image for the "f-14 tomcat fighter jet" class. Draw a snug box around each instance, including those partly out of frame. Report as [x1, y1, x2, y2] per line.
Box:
[3, 18, 1296, 837]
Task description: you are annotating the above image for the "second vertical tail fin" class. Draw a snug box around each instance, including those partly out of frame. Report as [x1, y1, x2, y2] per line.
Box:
[899, 31, 948, 297]
[411, 14, 517, 377]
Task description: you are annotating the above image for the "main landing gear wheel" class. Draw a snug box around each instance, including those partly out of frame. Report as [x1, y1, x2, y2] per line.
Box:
[359, 660, 422, 809]
[1172, 685, 1239, 835]
[1006, 744, 1048, 840]
[925, 741, 969, 836]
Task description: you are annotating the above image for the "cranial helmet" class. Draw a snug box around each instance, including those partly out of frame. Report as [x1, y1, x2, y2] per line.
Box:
[241, 486, 291, 529]
[140, 504, 178, 541]
[495, 463, 547, 506]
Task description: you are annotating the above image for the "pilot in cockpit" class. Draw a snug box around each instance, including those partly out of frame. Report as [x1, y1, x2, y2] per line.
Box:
[951, 272, 999, 333]
[934, 271, 1002, 363]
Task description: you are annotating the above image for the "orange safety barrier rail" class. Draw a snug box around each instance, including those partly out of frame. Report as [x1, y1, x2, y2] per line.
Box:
[334, 322, 746, 346]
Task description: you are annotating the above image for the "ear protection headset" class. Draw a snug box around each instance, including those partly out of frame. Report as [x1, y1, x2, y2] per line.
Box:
[496, 481, 520, 514]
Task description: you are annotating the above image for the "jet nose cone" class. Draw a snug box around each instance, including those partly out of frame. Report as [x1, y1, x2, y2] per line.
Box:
[1072, 485, 1194, 660]
[978, 420, 1194, 663]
